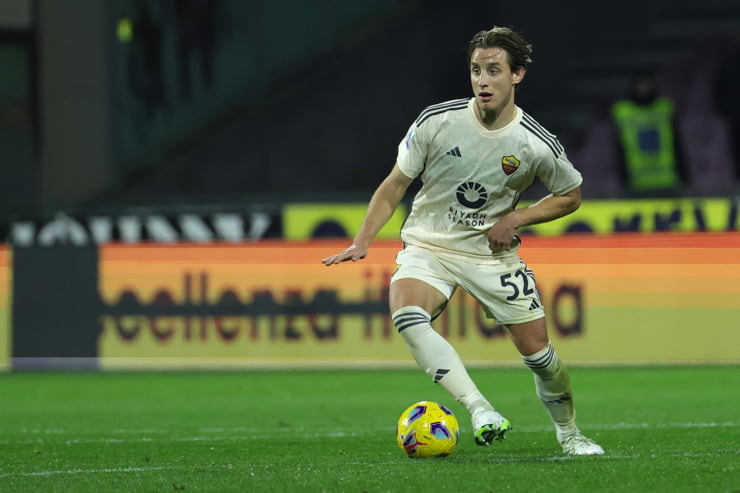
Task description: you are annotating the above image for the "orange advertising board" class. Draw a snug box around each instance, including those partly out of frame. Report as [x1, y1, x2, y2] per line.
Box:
[0, 247, 9, 370]
[97, 233, 740, 368]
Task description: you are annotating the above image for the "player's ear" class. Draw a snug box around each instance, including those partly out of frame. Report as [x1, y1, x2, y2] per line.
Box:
[512, 66, 526, 85]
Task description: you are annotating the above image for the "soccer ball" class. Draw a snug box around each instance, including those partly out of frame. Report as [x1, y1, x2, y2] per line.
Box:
[396, 401, 460, 458]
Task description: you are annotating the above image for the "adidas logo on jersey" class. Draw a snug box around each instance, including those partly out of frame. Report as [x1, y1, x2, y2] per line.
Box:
[529, 299, 541, 310]
[445, 146, 462, 158]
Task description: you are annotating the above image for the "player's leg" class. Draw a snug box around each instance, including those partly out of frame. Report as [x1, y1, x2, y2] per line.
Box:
[390, 250, 510, 445]
[390, 279, 510, 445]
[505, 318, 575, 437]
[459, 259, 601, 454]
[506, 318, 604, 455]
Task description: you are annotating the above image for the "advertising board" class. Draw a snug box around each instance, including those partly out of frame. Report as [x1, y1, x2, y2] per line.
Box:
[95, 234, 740, 368]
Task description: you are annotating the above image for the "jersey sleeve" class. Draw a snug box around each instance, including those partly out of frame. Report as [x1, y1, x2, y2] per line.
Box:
[536, 150, 583, 195]
[396, 118, 428, 179]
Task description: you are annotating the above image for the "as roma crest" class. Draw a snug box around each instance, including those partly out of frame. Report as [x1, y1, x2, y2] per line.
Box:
[501, 155, 520, 175]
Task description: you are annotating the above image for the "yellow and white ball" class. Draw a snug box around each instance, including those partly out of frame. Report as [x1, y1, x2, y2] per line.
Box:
[396, 401, 460, 458]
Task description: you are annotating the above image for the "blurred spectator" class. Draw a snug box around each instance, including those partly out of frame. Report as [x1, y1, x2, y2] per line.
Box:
[128, 1, 166, 120]
[174, 0, 219, 103]
[715, 46, 740, 180]
[610, 71, 686, 197]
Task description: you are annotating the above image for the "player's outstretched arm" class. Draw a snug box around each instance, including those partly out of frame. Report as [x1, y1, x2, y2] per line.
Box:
[321, 164, 413, 266]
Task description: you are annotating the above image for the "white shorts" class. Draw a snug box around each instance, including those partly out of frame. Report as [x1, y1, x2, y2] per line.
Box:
[391, 245, 545, 325]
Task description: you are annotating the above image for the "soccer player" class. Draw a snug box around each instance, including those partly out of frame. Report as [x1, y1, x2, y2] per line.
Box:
[321, 26, 604, 456]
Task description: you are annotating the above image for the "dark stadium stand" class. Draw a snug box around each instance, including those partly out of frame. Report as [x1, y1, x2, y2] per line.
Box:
[75, 0, 740, 208]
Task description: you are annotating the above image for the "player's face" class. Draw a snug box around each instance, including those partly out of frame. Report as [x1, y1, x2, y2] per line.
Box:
[469, 47, 524, 116]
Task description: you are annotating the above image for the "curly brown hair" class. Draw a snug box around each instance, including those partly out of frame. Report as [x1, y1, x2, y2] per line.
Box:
[467, 27, 533, 72]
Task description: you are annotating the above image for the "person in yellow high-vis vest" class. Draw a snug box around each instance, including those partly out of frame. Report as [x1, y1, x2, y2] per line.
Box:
[611, 72, 686, 196]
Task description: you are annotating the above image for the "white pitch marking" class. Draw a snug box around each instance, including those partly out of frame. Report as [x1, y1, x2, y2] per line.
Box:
[0, 451, 732, 479]
[3, 421, 736, 436]
[0, 450, 735, 479]
[0, 466, 173, 479]
[0, 422, 735, 446]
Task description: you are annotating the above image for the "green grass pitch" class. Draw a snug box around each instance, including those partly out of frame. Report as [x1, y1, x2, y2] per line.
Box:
[0, 365, 738, 492]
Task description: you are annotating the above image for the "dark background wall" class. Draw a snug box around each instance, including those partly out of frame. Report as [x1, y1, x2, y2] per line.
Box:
[0, 0, 35, 215]
[38, 0, 115, 210]
[1, 0, 739, 219]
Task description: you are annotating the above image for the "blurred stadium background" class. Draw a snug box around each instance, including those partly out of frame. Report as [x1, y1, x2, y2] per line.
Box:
[0, 0, 738, 370]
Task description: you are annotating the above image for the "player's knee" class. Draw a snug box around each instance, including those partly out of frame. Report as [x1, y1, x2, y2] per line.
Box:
[506, 319, 549, 357]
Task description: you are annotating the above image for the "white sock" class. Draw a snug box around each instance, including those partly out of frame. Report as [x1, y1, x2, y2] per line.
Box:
[392, 306, 493, 414]
[523, 342, 578, 441]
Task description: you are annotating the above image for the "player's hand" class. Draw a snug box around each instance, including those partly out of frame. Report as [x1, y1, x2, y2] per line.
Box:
[321, 244, 368, 265]
[486, 214, 520, 253]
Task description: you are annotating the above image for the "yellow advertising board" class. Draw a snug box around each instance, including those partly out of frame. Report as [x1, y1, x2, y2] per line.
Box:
[519, 197, 739, 235]
[283, 198, 739, 239]
[283, 203, 408, 239]
[97, 233, 740, 368]
[0, 247, 10, 371]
